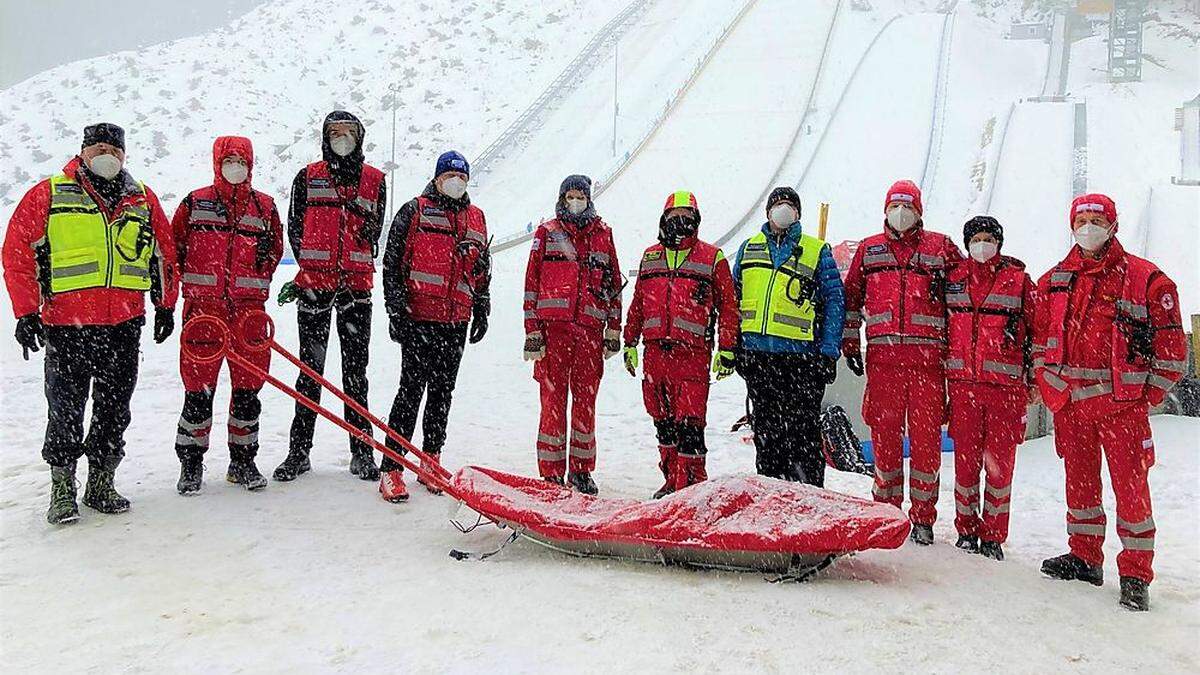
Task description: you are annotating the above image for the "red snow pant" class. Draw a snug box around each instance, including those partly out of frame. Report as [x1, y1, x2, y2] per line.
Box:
[176, 300, 271, 459]
[948, 381, 1024, 543]
[1054, 400, 1156, 584]
[864, 349, 946, 525]
[642, 340, 711, 488]
[534, 323, 604, 478]
[179, 299, 271, 392]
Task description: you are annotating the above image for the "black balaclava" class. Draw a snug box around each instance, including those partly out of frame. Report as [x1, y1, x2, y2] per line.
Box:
[321, 110, 366, 186]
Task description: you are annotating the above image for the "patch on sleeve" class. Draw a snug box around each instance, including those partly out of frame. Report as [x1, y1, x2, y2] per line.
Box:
[643, 250, 663, 261]
[1160, 293, 1175, 311]
[530, 237, 541, 251]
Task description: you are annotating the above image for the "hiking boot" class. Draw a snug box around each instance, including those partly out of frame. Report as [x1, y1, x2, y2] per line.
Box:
[227, 458, 268, 491]
[350, 452, 380, 481]
[1041, 552, 1103, 586]
[177, 458, 204, 495]
[273, 451, 311, 482]
[544, 475, 565, 486]
[379, 470, 409, 503]
[1119, 576, 1150, 612]
[910, 524, 934, 546]
[416, 453, 443, 495]
[82, 464, 130, 514]
[568, 471, 598, 496]
[979, 540, 1005, 561]
[652, 483, 675, 500]
[955, 534, 979, 553]
[47, 464, 79, 525]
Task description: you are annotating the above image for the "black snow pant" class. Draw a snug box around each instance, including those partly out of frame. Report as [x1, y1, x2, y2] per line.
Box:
[176, 388, 263, 463]
[739, 350, 827, 486]
[382, 320, 468, 471]
[42, 318, 143, 470]
[288, 287, 373, 459]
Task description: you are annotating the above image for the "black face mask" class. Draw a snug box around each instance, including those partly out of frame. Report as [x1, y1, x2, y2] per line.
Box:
[659, 216, 697, 248]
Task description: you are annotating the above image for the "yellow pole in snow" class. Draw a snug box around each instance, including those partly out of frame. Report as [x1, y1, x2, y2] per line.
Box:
[818, 202, 829, 240]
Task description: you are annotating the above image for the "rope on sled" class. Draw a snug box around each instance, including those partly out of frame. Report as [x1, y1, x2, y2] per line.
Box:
[448, 528, 522, 562]
[767, 554, 839, 583]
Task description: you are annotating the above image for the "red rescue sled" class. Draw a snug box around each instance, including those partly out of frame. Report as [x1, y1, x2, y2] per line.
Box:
[182, 311, 910, 578]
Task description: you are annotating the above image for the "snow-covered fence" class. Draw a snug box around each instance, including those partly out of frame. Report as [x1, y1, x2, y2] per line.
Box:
[469, 0, 655, 185]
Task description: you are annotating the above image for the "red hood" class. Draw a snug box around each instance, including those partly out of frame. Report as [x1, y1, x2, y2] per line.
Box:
[212, 135, 253, 206]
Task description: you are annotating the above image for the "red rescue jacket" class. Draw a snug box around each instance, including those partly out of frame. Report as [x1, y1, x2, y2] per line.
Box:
[173, 136, 283, 303]
[1034, 239, 1187, 413]
[403, 195, 488, 323]
[843, 226, 964, 366]
[624, 241, 739, 352]
[295, 161, 384, 290]
[2, 157, 178, 326]
[944, 255, 1035, 387]
[523, 217, 621, 335]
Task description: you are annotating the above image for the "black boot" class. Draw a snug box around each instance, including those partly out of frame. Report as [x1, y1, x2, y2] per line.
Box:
[652, 483, 675, 500]
[227, 452, 268, 491]
[1119, 576, 1150, 611]
[47, 464, 80, 525]
[568, 471, 598, 496]
[910, 524, 934, 546]
[177, 458, 204, 495]
[1041, 552, 1103, 586]
[544, 475, 565, 486]
[979, 540, 1005, 561]
[273, 451, 311, 482]
[82, 462, 130, 514]
[955, 534, 979, 553]
[350, 452, 380, 481]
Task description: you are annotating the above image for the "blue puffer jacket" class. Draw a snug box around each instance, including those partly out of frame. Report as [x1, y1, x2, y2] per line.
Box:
[732, 221, 846, 358]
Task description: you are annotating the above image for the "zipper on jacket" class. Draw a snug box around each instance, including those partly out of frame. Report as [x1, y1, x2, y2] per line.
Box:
[222, 196, 240, 298]
[759, 235, 782, 337]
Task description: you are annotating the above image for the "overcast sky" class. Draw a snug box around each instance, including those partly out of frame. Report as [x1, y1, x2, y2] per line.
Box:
[0, 0, 264, 89]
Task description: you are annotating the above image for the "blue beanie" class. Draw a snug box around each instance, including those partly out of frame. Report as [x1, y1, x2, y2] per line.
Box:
[435, 151, 469, 178]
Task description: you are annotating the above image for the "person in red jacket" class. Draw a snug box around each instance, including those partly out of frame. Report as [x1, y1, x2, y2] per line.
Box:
[523, 175, 622, 494]
[379, 151, 491, 502]
[842, 180, 964, 545]
[3, 122, 178, 524]
[1035, 193, 1187, 612]
[172, 136, 284, 495]
[944, 216, 1035, 561]
[274, 111, 387, 484]
[623, 191, 739, 498]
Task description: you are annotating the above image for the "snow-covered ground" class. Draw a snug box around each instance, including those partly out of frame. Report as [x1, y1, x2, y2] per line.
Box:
[1, 0, 1198, 671]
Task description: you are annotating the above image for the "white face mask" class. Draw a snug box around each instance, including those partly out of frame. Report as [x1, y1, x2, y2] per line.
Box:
[221, 160, 248, 185]
[88, 153, 123, 180]
[439, 176, 467, 200]
[768, 204, 798, 228]
[1073, 223, 1112, 252]
[886, 205, 917, 232]
[968, 240, 999, 263]
[329, 134, 356, 157]
[565, 197, 588, 215]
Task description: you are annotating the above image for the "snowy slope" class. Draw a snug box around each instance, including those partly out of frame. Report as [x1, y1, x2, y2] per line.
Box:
[0, 0, 631, 221]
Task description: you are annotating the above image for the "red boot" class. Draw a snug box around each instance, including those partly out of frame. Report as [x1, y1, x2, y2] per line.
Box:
[416, 453, 444, 495]
[379, 470, 409, 503]
[673, 454, 708, 491]
[653, 445, 677, 499]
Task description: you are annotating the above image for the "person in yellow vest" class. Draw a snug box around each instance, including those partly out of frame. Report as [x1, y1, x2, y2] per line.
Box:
[731, 187, 845, 486]
[2, 122, 178, 524]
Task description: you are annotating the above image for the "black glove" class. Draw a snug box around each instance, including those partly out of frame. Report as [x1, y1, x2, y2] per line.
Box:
[469, 296, 490, 345]
[845, 351, 864, 377]
[15, 313, 46, 360]
[153, 307, 175, 344]
[388, 312, 407, 344]
[820, 355, 838, 385]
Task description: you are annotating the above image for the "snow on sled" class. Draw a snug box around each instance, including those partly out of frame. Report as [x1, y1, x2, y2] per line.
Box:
[452, 466, 911, 575]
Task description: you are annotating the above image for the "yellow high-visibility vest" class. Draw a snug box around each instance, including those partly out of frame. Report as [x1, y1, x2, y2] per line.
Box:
[738, 230, 825, 341]
[46, 174, 153, 294]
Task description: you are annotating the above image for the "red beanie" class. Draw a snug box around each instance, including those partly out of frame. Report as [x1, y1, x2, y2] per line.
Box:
[1069, 193, 1118, 229]
[884, 180, 923, 216]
